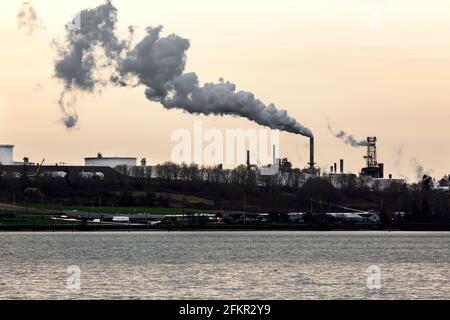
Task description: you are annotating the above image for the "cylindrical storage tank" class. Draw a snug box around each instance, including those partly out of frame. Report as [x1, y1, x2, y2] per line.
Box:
[0, 145, 14, 165]
[85, 156, 137, 168]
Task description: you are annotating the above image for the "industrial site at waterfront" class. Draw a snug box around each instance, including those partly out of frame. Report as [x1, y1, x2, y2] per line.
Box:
[2, 1, 449, 232]
[1, 136, 449, 232]
[3, 0, 450, 306]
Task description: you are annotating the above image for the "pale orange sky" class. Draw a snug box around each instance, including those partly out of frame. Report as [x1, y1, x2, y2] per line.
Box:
[0, 0, 449, 181]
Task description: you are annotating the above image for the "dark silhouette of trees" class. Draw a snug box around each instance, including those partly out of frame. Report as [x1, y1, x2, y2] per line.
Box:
[299, 178, 340, 204]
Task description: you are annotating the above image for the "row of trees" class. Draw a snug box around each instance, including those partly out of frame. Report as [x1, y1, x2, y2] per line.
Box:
[119, 161, 367, 192]
[1, 163, 449, 223]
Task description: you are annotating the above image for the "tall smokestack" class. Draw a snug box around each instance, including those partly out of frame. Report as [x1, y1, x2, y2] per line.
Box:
[273, 145, 276, 166]
[309, 137, 315, 171]
[247, 150, 250, 167]
[334, 163, 337, 174]
[340, 159, 344, 174]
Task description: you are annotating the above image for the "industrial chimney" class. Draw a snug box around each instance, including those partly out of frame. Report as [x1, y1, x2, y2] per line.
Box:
[309, 137, 315, 172]
[334, 163, 337, 174]
[340, 159, 344, 174]
[273, 145, 276, 166]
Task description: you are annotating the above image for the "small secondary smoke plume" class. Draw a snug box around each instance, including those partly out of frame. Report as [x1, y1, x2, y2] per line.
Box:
[17, 1, 44, 35]
[62, 114, 79, 129]
[393, 144, 409, 181]
[393, 144, 432, 182]
[327, 120, 369, 147]
[411, 158, 433, 181]
[57, 91, 78, 129]
[393, 144, 403, 171]
[54, 1, 313, 137]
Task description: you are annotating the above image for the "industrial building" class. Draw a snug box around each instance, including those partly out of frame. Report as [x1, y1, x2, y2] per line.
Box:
[360, 137, 385, 178]
[358, 137, 406, 189]
[0, 138, 410, 190]
[0, 144, 36, 166]
[85, 153, 137, 167]
[0, 144, 14, 165]
[0, 164, 124, 181]
[322, 138, 407, 190]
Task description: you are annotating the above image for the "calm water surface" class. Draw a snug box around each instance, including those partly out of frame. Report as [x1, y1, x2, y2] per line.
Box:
[0, 231, 449, 299]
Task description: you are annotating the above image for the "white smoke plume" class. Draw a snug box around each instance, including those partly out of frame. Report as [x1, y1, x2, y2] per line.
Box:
[54, 1, 129, 128]
[17, 1, 44, 35]
[393, 144, 409, 181]
[327, 120, 369, 147]
[411, 158, 433, 181]
[53, 1, 313, 137]
[57, 91, 79, 129]
[393, 144, 432, 182]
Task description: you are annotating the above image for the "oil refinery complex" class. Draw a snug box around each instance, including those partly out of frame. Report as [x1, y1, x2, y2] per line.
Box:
[0, 137, 439, 191]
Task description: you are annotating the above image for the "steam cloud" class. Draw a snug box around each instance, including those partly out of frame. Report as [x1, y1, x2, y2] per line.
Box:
[393, 144, 433, 182]
[54, 1, 313, 137]
[393, 144, 409, 181]
[17, 1, 44, 35]
[327, 120, 369, 147]
[411, 158, 433, 181]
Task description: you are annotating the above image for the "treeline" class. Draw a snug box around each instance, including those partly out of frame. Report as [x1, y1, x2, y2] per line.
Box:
[0, 163, 449, 223]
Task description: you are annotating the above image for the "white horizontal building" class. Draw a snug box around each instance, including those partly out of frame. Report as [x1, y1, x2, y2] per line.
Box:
[85, 153, 137, 168]
[327, 212, 366, 223]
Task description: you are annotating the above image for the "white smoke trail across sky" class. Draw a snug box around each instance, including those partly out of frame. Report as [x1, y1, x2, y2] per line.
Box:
[326, 119, 369, 147]
[53, 1, 313, 138]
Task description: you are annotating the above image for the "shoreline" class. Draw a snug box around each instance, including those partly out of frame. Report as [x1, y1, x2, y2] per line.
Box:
[1, 223, 450, 232]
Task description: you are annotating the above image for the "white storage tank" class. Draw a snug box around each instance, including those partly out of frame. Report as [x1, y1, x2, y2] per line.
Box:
[0, 145, 14, 165]
[84, 153, 137, 168]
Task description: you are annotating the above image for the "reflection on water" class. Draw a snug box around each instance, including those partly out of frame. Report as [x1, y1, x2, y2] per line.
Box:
[0, 231, 449, 299]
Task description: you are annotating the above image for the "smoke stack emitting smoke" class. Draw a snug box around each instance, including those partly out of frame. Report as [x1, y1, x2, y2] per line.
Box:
[54, 1, 313, 139]
[327, 120, 369, 147]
